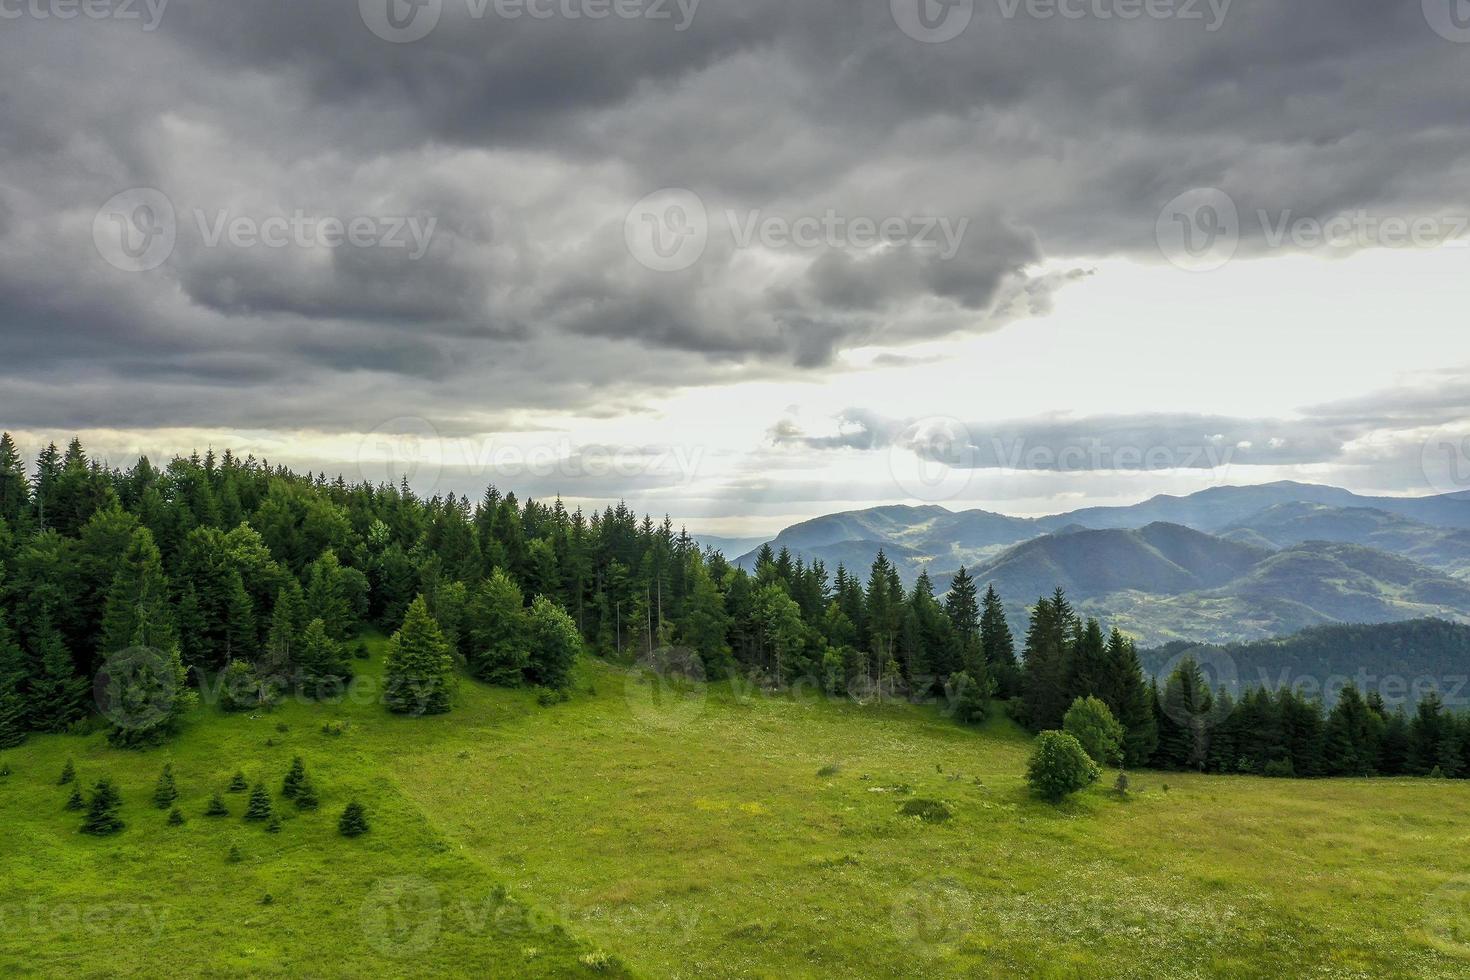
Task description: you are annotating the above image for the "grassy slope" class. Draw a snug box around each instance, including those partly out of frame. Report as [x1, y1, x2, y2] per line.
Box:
[4, 637, 1470, 978]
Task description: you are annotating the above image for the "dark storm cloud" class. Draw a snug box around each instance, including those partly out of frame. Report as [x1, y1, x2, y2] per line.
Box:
[1, 1, 1468, 433]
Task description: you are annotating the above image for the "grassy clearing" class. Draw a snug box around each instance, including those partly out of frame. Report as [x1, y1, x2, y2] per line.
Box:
[3, 636, 1470, 977]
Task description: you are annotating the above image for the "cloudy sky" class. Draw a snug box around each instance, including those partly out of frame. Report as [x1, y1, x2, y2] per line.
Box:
[2, 0, 1469, 534]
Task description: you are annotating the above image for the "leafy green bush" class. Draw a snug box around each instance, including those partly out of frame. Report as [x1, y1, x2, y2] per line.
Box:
[1026, 731, 1100, 803]
[1063, 696, 1125, 767]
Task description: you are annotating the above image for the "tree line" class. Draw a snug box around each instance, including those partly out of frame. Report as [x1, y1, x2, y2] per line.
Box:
[1, 433, 1464, 783]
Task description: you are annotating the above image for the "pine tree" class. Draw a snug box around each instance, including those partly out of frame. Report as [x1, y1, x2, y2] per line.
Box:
[294, 775, 320, 811]
[27, 613, 89, 732]
[244, 783, 272, 821]
[153, 763, 178, 808]
[944, 567, 980, 647]
[205, 792, 229, 817]
[281, 757, 306, 800]
[297, 618, 350, 699]
[223, 570, 256, 665]
[167, 806, 185, 826]
[1109, 632, 1157, 768]
[0, 432, 30, 526]
[228, 771, 248, 792]
[1155, 658, 1213, 771]
[1019, 592, 1074, 732]
[384, 596, 455, 716]
[465, 569, 529, 686]
[98, 527, 173, 662]
[305, 549, 351, 640]
[59, 758, 76, 785]
[338, 801, 369, 837]
[978, 583, 1017, 692]
[65, 785, 85, 811]
[0, 608, 27, 749]
[80, 778, 124, 835]
[263, 580, 307, 680]
[265, 813, 282, 833]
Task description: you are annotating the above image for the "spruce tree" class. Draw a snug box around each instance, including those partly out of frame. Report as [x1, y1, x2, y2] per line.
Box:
[465, 569, 529, 686]
[294, 776, 320, 811]
[223, 570, 257, 664]
[65, 785, 86, 811]
[0, 609, 28, 749]
[1019, 592, 1074, 732]
[205, 792, 229, 817]
[59, 758, 76, 785]
[297, 619, 350, 699]
[228, 771, 248, 792]
[384, 596, 455, 715]
[153, 763, 178, 808]
[265, 813, 282, 833]
[0, 432, 30, 526]
[244, 783, 272, 821]
[338, 801, 369, 837]
[263, 581, 307, 680]
[167, 806, 185, 826]
[281, 756, 306, 800]
[80, 778, 124, 835]
[27, 613, 89, 732]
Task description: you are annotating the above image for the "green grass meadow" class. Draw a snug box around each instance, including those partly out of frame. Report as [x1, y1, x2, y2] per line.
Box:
[3, 636, 1470, 977]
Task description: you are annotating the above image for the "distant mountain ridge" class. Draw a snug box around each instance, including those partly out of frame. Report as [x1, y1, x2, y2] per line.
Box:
[727, 483, 1470, 646]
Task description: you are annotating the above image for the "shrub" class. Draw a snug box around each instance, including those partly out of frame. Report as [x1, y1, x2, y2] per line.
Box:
[265, 814, 282, 834]
[227, 844, 243, 863]
[816, 763, 841, 777]
[58, 759, 75, 785]
[338, 801, 369, 837]
[1063, 696, 1125, 767]
[354, 642, 370, 661]
[898, 798, 953, 822]
[205, 793, 229, 817]
[81, 779, 125, 835]
[1026, 731, 1100, 803]
[167, 807, 185, 826]
[1114, 772, 1130, 798]
[228, 771, 248, 792]
[64, 786, 85, 811]
[1264, 758, 1296, 779]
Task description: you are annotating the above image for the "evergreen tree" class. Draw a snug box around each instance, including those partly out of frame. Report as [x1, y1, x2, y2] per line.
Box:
[205, 792, 230, 817]
[223, 570, 256, 664]
[338, 801, 369, 837]
[244, 783, 272, 821]
[297, 618, 350, 699]
[59, 758, 76, 785]
[228, 771, 248, 792]
[978, 583, 1018, 695]
[65, 785, 85, 811]
[944, 567, 980, 647]
[1063, 695, 1125, 767]
[0, 610, 28, 748]
[153, 763, 179, 808]
[0, 432, 30, 527]
[383, 596, 455, 716]
[1155, 658, 1213, 771]
[168, 806, 185, 826]
[282, 756, 306, 800]
[80, 778, 124, 835]
[1020, 591, 1075, 732]
[465, 570, 528, 686]
[98, 527, 173, 662]
[26, 613, 88, 732]
[262, 580, 307, 680]
[294, 775, 320, 811]
[1324, 685, 1383, 776]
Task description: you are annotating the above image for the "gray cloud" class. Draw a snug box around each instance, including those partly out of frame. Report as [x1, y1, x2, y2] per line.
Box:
[1, 1, 1468, 437]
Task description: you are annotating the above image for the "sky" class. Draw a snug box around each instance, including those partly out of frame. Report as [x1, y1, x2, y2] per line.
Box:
[2, 0, 1469, 535]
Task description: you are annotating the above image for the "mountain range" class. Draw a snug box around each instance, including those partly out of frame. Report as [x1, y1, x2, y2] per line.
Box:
[724, 483, 1470, 646]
